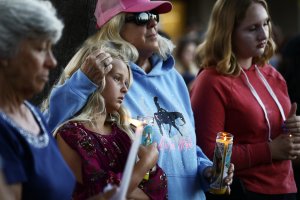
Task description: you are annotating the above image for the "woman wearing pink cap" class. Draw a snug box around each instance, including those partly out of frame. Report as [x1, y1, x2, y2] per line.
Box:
[43, 0, 234, 199]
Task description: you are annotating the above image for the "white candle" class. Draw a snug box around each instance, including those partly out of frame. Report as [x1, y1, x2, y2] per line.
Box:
[111, 125, 143, 200]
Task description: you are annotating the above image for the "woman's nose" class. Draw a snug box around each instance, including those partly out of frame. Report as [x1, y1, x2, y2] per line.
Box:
[258, 26, 268, 40]
[45, 50, 57, 69]
[147, 18, 158, 28]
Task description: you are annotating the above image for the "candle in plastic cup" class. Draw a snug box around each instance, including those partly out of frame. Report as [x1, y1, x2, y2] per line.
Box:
[137, 116, 154, 146]
[137, 116, 154, 180]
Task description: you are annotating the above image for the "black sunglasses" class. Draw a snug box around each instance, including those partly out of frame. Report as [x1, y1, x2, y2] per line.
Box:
[125, 12, 159, 26]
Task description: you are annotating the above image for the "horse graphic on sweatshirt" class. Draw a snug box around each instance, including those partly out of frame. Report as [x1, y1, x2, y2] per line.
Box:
[153, 96, 186, 137]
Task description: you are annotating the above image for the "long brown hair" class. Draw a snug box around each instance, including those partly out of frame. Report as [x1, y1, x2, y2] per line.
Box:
[196, 0, 276, 76]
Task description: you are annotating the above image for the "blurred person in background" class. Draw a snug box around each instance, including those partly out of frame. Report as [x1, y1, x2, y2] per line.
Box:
[175, 36, 199, 90]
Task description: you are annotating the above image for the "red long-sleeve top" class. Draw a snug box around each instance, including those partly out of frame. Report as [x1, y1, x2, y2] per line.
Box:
[190, 64, 296, 194]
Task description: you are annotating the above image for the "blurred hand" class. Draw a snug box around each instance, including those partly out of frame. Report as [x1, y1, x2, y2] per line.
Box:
[270, 103, 300, 160]
[203, 163, 234, 195]
[269, 133, 300, 160]
[137, 143, 159, 170]
[224, 163, 234, 194]
[80, 49, 113, 86]
[203, 163, 234, 194]
[86, 186, 117, 200]
[285, 103, 300, 137]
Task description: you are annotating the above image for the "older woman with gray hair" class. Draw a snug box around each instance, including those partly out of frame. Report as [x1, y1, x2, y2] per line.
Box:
[0, 0, 76, 199]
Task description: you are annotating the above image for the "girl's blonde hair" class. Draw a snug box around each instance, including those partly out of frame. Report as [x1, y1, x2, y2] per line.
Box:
[45, 41, 137, 138]
[196, 0, 276, 76]
[43, 11, 174, 136]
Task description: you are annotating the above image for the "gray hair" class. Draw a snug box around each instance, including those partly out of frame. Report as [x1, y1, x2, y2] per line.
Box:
[0, 0, 64, 58]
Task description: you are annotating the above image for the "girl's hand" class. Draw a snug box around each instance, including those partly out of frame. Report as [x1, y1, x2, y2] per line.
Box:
[127, 143, 159, 195]
[87, 186, 118, 200]
[137, 143, 159, 170]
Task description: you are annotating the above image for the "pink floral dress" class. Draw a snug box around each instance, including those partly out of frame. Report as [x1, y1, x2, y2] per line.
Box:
[57, 121, 167, 200]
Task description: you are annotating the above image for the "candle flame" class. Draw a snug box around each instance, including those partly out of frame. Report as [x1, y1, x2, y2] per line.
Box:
[224, 136, 227, 141]
[128, 118, 143, 128]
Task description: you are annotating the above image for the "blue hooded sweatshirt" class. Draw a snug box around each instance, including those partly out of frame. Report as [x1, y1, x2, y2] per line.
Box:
[44, 54, 212, 200]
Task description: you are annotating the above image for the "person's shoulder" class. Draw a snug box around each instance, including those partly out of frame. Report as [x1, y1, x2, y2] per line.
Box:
[198, 68, 232, 84]
[192, 68, 234, 94]
[55, 121, 91, 148]
[56, 121, 84, 137]
[261, 64, 285, 82]
[200, 68, 219, 76]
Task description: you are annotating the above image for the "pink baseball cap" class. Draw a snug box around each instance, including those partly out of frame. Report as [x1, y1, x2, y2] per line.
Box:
[95, 0, 173, 28]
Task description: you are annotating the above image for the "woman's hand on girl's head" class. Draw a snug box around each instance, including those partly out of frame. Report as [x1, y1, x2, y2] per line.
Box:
[80, 49, 113, 86]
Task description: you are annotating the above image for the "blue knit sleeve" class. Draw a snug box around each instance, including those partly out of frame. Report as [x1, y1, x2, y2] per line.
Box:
[43, 69, 98, 132]
[197, 145, 213, 191]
